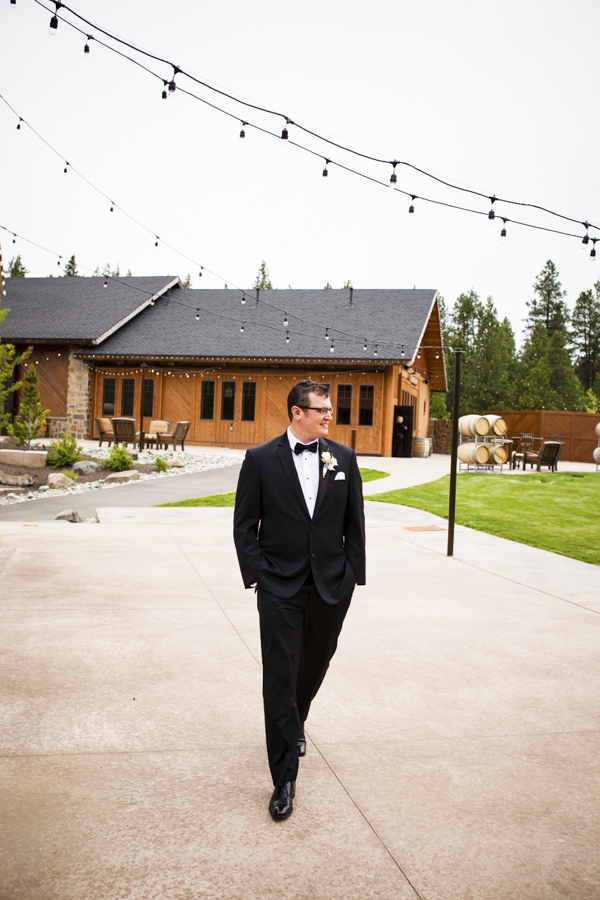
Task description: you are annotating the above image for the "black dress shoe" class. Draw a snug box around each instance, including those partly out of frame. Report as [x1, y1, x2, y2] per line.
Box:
[269, 781, 295, 820]
[297, 739, 307, 757]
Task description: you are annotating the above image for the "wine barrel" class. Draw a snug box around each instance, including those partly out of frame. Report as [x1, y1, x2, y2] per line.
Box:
[457, 442, 490, 464]
[595, 422, 600, 438]
[458, 415, 490, 437]
[488, 444, 509, 464]
[484, 415, 507, 436]
[412, 436, 432, 458]
[593, 446, 600, 464]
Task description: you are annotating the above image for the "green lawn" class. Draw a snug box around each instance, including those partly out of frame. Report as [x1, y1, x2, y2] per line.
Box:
[157, 468, 389, 508]
[368, 472, 600, 566]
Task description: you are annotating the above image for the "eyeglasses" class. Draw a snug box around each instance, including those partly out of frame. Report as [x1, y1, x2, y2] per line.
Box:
[300, 406, 334, 415]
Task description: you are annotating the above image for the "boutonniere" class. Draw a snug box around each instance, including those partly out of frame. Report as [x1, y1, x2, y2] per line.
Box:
[321, 450, 338, 478]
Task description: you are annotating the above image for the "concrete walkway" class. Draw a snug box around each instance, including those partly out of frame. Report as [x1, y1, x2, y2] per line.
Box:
[1, 451, 599, 899]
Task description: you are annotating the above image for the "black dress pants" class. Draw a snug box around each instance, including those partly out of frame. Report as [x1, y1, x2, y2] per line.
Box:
[257, 584, 352, 787]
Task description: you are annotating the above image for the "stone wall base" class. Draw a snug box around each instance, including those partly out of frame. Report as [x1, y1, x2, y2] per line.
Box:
[428, 418, 453, 454]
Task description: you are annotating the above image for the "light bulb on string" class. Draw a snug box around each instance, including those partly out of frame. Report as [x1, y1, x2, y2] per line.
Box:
[57, 256, 61, 267]
[240, 322, 245, 332]
[581, 225, 590, 251]
[374, 345, 378, 357]
[49, 13, 58, 34]
[195, 309, 200, 320]
[591, 239, 597, 261]
[283, 313, 288, 327]
[239, 121, 247, 139]
[154, 237, 159, 247]
[241, 293, 246, 305]
[63, 162, 69, 174]
[103, 277, 108, 288]
[363, 339, 367, 351]
[500, 219, 508, 243]
[10, 0, 16, 8]
[168, 66, 180, 93]
[409, 196, 416, 214]
[325, 328, 330, 341]
[330, 342, 335, 353]
[16, 118, 22, 130]
[198, 267, 203, 277]
[281, 118, 292, 140]
[322, 158, 330, 177]
[84, 35, 92, 54]
[285, 331, 290, 343]
[488, 195, 497, 220]
[109, 202, 114, 212]
[161, 82, 168, 100]
[435, 350, 440, 359]
[390, 161, 398, 185]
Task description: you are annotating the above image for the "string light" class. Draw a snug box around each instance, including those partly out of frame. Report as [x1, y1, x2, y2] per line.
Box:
[16, 118, 22, 130]
[241, 293, 246, 305]
[283, 313, 288, 327]
[49, 10, 59, 34]
[239, 121, 247, 139]
[363, 339, 367, 351]
[500, 219, 508, 243]
[84, 35, 92, 54]
[285, 331, 290, 343]
[154, 236, 159, 247]
[63, 161, 69, 174]
[161, 82, 168, 100]
[24, 2, 600, 241]
[374, 344, 378, 357]
[325, 328, 330, 341]
[168, 66, 180, 93]
[330, 341, 335, 353]
[591, 239, 597, 261]
[409, 196, 416, 214]
[103, 276, 108, 287]
[488, 195, 497, 220]
[581, 226, 590, 250]
[240, 322, 245, 332]
[109, 202, 114, 212]
[390, 161, 398, 185]
[322, 159, 330, 177]
[195, 309, 200, 320]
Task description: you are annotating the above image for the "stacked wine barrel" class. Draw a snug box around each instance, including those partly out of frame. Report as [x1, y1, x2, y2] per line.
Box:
[457, 414, 509, 467]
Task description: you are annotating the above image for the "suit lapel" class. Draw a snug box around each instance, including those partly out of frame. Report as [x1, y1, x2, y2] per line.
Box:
[312, 438, 330, 520]
[277, 435, 310, 516]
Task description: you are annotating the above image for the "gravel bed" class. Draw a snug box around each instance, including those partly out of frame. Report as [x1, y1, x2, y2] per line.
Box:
[0, 447, 239, 506]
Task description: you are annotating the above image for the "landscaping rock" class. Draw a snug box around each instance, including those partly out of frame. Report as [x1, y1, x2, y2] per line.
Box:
[54, 509, 83, 523]
[0, 436, 18, 448]
[105, 470, 140, 484]
[84, 516, 99, 523]
[73, 460, 101, 476]
[0, 471, 34, 487]
[48, 472, 75, 490]
[167, 456, 186, 468]
[0, 449, 47, 468]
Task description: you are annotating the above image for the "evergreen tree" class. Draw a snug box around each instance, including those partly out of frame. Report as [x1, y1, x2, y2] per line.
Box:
[253, 261, 273, 289]
[518, 323, 558, 409]
[342, 279, 353, 289]
[571, 281, 600, 390]
[63, 255, 79, 276]
[525, 259, 569, 335]
[181, 273, 192, 289]
[8, 254, 28, 277]
[323, 282, 333, 289]
[6, 365, 49, 449]
[0, 300, 32, 432]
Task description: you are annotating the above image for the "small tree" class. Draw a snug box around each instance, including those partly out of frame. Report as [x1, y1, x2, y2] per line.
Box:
[342, 279, 353, 289]
[1, 299, 32, 433]
[181, 273, 192, 289]
[7, 365, 50, 449]
[63, 254, 79, 277]
[8, 254, 29, 277]
[253, 261, 273, 289]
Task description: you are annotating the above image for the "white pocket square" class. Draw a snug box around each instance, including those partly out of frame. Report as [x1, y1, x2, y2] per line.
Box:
[334, 471, 346, 480]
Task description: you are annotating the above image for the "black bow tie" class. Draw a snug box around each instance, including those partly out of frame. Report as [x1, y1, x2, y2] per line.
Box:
[294, 441, 319, 455]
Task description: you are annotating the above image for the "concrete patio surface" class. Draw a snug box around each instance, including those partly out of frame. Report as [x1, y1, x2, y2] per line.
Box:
[1, 451, 600, 899]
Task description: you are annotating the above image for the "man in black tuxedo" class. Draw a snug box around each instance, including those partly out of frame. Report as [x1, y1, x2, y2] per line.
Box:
[234, 380, 365, 820]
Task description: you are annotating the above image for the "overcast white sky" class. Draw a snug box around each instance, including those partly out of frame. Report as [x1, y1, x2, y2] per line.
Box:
[1, 0, 599, 343]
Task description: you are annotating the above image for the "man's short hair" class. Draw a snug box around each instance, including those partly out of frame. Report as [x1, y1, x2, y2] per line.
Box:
[287, 380, 330, 421]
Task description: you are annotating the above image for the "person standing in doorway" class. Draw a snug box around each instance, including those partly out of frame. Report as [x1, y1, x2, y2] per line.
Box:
[233, 380, 366, 820]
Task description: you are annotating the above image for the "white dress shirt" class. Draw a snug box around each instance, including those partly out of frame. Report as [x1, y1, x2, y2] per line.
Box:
[287, 427, 320, 518]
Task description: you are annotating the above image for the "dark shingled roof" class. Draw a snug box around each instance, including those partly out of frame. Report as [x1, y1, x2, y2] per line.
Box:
[77, 288, 440, 363]
[2, 276, 179, 343]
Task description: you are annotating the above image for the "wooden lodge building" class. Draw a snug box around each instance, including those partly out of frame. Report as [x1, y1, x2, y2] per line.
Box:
[3, 276, 446, 456]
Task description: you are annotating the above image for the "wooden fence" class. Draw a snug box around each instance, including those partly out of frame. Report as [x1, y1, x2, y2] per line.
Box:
[483, 410, 600, 463]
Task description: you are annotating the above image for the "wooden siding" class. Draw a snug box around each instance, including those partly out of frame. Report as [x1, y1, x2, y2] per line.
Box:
[14, 344, 69, 418]
[484, 409, 600, 463]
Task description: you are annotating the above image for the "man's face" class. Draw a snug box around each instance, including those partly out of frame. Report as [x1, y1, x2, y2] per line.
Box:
[291, 391, 333, 443]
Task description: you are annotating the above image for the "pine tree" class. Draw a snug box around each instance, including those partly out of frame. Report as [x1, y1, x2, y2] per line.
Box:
[253, 261, 273, 289]
[7, 365, 49, 450]
[525, 260, 569, 335]
[518, 323, 559, 409]
[571, 281, 600, 390]
[8, 254, 28, 277]
[342, 279, 353, 289]
[63, 255, 79, 276]
[1, 300, 32, 432]
[181, 273, 192, 289]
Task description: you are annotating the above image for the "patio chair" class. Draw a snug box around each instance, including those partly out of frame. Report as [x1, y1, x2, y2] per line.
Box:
[95, 416, 115, 447]
[111, 417, 137, 447]
[136, 420, 171, 449]
[512, 433, 538, 469]
[536, 441, 564, 472]
[161, 421, 191, 451]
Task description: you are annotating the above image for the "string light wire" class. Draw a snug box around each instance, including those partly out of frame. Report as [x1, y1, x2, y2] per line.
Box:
[23, 0, 600, 236]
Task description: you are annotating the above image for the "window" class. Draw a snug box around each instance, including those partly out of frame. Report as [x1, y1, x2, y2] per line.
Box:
[241, 382, 256, 421]
[142, 379, 154, 418]
[358, 385, 374, 426]
[201, 381, 215, 419]
[121, 378, 135, 417]
[336, 384, 352, 425]
[102, 378, 116, 416]
[221, 381, 236, 420]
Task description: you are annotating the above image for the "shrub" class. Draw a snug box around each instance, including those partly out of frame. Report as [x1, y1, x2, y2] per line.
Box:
[155, 456, 168, 472]
[103, 443, 133, 472]
[62, 469, 79, 482]
[46, 434, 84, 468]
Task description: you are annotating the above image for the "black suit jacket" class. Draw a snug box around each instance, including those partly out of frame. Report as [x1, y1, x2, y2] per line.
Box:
[233, 434, 366, 604]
